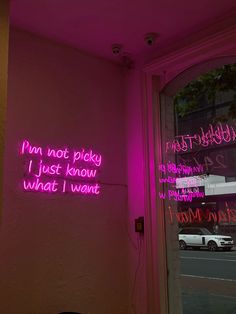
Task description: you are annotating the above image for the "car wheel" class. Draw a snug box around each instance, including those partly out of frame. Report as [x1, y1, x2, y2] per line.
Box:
[208, 241, 218, 251]
[179, 240, 187, 250]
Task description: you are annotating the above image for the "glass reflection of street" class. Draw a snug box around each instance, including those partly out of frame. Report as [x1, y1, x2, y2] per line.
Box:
[180, 248, 236, 313]
[161, 64, 236, 314]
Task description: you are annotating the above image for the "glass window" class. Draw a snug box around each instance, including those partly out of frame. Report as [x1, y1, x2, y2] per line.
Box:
[160, 63, 236, 314]
[179, 229, 190, 234]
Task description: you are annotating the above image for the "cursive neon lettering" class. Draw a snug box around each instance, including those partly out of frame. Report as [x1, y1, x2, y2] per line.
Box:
[206, 210, 217, 223]
[20, 139, 103, 196]
[73, 150, 83, 164]
[159, 192, 166, 199]
[226, 208, 236, 223]
[47, 147, 69, 159]
[176, 211, 189, 223]
[73, 150, 102, 167]
[167, 207, 236, 224]
[81, 169, 88, 177]
[62, 180, 66, 193]
[188, 208, 202, 223]
[166, 123, 236, 153]
[35, 160, 62, 178]
[159, 176, 176, 184]
[159, 164, 166, 174]
[84, 153, 90, 162]
[65, 164, 97, 178]
[231, 125, 236, 141]
[23, 178, 58, 192]
[28, 160, 33, 173]
[159, 162, 204, 176]
[70, 183, 100, 195]
[21, 140, 42, 156]
[167, 188, 205, 202]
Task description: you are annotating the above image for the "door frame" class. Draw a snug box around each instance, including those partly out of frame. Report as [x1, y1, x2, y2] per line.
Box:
[141, 21, 236, 314]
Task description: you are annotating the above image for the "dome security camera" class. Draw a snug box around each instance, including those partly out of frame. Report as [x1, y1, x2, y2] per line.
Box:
[111, 44, 122, 55]
[144, 33, 159, 46]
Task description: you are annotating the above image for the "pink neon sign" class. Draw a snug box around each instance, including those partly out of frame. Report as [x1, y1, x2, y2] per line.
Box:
[158, 161, 205, 202]
[20, 140, 102, 195]
[159, 162, 203, 176]
[159, 187, 205, 202]
[167, 206, 236, 224]
[165, 123, 236, 153]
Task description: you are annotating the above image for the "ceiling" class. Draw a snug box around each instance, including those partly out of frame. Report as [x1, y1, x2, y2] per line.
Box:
[10, 0, 236, 61]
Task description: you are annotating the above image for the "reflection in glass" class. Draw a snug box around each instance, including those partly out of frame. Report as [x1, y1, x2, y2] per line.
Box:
[160, 64, 236, 314]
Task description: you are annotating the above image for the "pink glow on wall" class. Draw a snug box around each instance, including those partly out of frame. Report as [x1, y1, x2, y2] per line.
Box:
[20, 139, 102, 195]
[4, 29, 128, 314]
[165, 123, 236, 153]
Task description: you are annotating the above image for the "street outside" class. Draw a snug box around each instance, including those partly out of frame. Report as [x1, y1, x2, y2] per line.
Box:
[180, 247, 236, 314]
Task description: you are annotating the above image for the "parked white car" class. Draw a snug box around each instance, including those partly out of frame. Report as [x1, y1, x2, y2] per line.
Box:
[179, 227, 234, 251]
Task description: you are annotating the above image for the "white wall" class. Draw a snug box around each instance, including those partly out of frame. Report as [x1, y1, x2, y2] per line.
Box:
[0, 28, 129, 314]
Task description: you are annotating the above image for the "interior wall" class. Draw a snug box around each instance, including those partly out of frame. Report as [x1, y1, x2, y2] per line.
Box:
[0, 0, 9, 221]
[0, 28, 129, 314]
[125, 69, 147, 314]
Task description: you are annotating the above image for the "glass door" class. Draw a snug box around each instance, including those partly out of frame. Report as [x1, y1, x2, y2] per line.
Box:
[159, 64, 236, 314]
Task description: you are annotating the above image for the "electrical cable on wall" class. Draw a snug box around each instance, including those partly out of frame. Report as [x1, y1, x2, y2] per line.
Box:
[131, 234, 143, 314]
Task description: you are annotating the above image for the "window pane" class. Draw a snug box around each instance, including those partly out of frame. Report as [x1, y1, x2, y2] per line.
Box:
[160, 63, 236, 314]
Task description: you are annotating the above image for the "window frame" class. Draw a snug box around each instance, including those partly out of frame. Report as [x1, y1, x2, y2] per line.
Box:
[142, 23, 236, 314]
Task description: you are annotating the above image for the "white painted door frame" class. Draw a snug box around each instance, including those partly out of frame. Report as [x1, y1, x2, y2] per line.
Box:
[142, 21, 236, 314]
